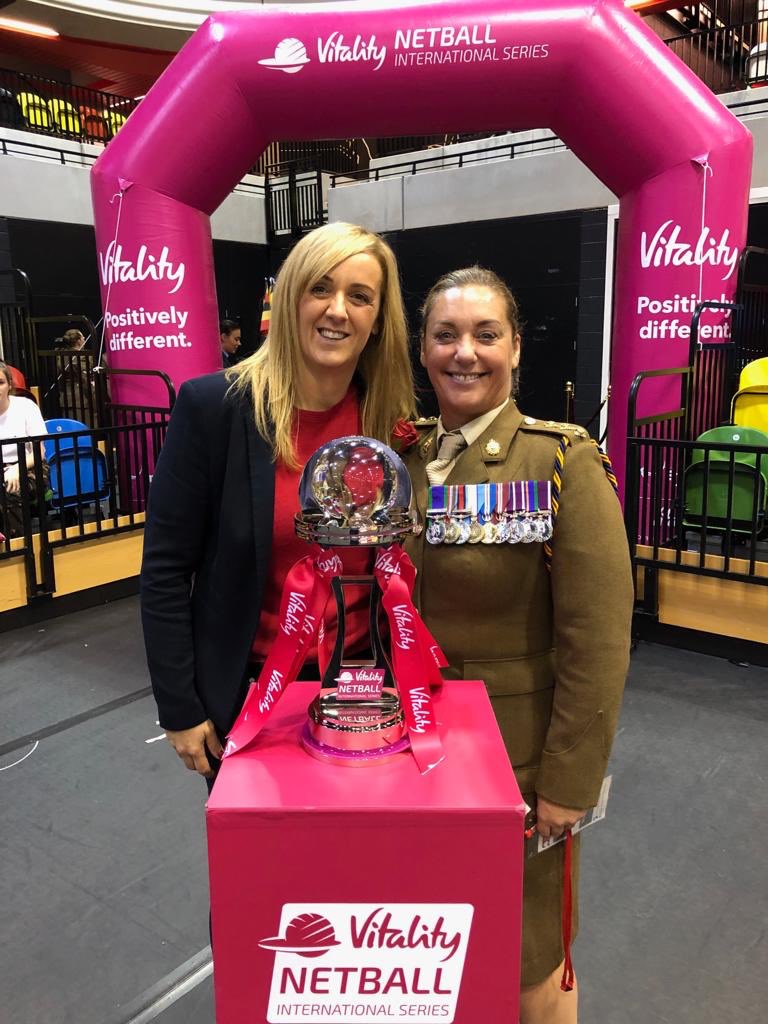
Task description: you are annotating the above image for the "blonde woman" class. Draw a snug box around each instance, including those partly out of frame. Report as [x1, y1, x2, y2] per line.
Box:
[141, 223, 414, 783]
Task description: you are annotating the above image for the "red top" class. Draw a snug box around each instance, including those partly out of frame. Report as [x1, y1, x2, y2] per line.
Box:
[251, 388, 373, 662]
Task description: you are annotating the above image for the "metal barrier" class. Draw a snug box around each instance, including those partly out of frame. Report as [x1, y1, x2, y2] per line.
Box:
[0, 136, 265, 200]
[0, 67, 137, 142]
[0, 134, 96, 166]
[329, 134, 564, 187]
[37, 349, 100, 425]
[626, 433, 768, 592]
[266, 167, 326, 238]
[685, 301, 740, 441]
[626, 362, 768, 627]
[733, 246, 768, 368]
[0, 417, 169, 601]
[0, 269, 34, 382]
[664, 6, 768, 94]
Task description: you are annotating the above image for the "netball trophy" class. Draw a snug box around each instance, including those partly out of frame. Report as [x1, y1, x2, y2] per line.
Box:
[295, 436, 424, 765]
[225, 436, 445, 773]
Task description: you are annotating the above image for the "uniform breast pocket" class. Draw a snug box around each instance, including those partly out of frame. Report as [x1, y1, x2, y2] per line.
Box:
[464, 651, 554, 769]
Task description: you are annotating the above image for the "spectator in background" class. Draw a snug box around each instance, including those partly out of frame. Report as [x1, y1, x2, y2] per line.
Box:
[58, 328, 86, 351]
[0, 361, 48, 538]
[55, 328, 92, 423]
[219, 320, 242, 368]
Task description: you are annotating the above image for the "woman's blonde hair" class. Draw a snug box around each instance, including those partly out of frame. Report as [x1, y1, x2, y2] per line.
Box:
[229, 222, 414, 467]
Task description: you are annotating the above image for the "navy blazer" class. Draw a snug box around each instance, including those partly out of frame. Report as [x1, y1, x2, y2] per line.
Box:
[140, 372, 275, 735]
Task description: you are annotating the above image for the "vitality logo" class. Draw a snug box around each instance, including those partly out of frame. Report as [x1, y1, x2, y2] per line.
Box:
[258, 38, 311, 74]
[260, 903, 474, 1023]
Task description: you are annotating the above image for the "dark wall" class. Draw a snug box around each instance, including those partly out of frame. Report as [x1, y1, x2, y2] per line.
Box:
[0, 219, 12, 302]
[212, 239, 270, 358]
[385, 212, 584, 423]
[746, 201, 768, 247]
[4, 217, 267, 357]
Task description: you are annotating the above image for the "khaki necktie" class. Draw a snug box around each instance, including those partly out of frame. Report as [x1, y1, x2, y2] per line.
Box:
[426, 429, 467, 486]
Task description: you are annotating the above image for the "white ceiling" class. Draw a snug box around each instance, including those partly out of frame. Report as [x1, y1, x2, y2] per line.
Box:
[5, 0, 336, 46]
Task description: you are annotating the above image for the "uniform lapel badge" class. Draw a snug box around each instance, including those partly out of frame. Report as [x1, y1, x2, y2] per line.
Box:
[484, 438, 501, 457]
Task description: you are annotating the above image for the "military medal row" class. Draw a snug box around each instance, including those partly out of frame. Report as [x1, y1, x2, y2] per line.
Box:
[426, 481, 553, 546]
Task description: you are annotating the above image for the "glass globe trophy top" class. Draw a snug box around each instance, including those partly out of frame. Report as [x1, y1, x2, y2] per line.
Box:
[295, 437, 417, 765]
[295, 436, 415, 547]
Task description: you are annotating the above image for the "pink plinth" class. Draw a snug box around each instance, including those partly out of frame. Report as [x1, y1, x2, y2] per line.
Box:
[207, 680, 525, 1024]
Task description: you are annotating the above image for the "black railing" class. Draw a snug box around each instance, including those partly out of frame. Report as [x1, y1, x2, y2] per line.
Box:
[0, 136, 266, 201]
[329, 134, 564, 187]
[368, 132, 505, 158]
[686, 301, 740, 440]
[0, 269, 34, 383]
[662, 5, 768, 94]
[0, 134, 96, 165]
[0, 67, 138, 143]
[261, 140, 363, 178]
[37, 348, 100, 426]
[733, 246, 768, 369]
[100, 367, 176, 424]
[266, 167, 326, 238]
[1, 418, 169, 599]
[626, 433, 768, 597]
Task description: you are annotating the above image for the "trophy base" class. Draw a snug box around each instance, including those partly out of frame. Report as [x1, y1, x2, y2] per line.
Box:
[301, 724, 411, 766]
[301, 696, 409, 767]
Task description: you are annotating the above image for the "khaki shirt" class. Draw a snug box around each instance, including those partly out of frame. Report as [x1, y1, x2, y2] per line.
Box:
[404, 401, 634, 808]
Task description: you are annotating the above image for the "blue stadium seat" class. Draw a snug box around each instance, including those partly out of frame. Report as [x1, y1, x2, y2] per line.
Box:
[43, 419, 109, 512]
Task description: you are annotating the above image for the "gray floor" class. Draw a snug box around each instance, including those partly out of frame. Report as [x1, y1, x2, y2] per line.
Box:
[1, 597, 766, 1023]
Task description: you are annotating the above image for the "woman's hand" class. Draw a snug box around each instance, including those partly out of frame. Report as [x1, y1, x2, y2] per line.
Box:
[535, 796, 587, 840]
[165, 720, 224, 778]
[4, 464, 21, 495]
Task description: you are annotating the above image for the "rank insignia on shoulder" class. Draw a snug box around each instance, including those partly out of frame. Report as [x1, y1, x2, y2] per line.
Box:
[543, 419, 587, 437]
[414, 416, 438, 427]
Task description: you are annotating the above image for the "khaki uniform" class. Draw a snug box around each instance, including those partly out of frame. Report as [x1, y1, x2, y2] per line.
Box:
[403, 401, 634, 985]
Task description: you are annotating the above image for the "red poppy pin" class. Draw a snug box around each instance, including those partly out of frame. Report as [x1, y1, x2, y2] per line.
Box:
[391, 419, 419, 453]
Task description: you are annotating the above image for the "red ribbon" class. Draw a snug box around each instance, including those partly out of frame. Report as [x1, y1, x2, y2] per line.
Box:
[560, 829, 575, 992]
[224, 547, 341, 757]
[224, 543, 448, 773]
[373, 545, 447, 774]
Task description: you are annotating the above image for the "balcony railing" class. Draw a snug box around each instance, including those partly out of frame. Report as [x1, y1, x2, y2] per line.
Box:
[661, 3, 768, 92]
[0, 67, 138, 143]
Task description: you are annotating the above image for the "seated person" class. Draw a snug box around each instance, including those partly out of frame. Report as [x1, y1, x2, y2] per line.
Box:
[219, 319, 242, 368]
[0, 361, 48, 538]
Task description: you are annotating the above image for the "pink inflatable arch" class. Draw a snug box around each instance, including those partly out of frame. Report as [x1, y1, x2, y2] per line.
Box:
[91, 0, 752, 487]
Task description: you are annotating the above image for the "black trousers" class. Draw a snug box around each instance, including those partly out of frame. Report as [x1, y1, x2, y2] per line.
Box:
[1, 462, 49, 538]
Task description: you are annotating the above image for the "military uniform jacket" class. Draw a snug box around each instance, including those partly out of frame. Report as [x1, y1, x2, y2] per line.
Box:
[403, 401, 634, 809]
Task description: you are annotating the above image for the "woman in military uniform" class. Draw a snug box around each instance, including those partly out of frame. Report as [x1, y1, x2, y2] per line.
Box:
[403, 267, 634, 1024]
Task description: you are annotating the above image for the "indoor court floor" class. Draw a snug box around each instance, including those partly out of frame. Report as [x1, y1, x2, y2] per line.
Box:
[1, 596, 766, 1024]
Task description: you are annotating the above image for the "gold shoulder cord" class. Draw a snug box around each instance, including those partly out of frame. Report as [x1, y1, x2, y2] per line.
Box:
[542, 437, 619, 573]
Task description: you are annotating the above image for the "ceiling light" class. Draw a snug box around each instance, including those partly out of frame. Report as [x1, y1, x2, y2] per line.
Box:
[0, 16, 60, 38]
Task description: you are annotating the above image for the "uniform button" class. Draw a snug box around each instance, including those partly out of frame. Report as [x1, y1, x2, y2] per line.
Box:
[524, 416, 536, 425]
